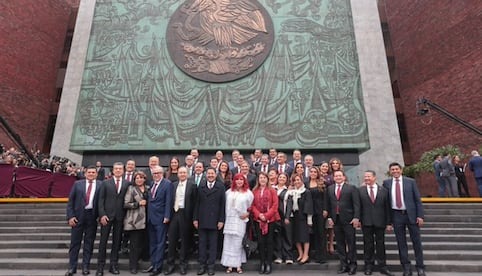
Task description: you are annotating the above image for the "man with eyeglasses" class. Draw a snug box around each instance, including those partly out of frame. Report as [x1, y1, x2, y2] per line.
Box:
[144, 166, 173, 276]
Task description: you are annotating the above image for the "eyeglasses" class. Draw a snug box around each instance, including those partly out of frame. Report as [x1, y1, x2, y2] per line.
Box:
[152, 172, 162, 175]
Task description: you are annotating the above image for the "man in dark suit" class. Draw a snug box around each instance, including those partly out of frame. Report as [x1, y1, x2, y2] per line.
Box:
[144, 156, 160, 183]
[96, 162, 130, 276]
[359, 170, 394, 276]
[193, 167, 226, 276]
[239, 161, 257, 189]
[383, 162, 425, 276]
[165, 166, 198, 275]
[468, 150, 482, 196]
[65, 166, 101, 276]
[273, 152, 293, 176]
[324, 170, 360, 275]
[256, 154, 271, 175]
[191, 161, 206, 187]
[146, 165, 173, 276]
[96, 161, 105, 180]
[287, 149, 302, 169]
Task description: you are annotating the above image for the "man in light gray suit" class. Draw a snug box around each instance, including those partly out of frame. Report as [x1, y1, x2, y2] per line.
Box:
[383, 162, 425, 276]
[439, 153, 459, 197]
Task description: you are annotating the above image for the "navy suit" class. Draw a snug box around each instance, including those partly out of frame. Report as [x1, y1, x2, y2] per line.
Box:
[383, 176, 425, 272]
[468, 155, 482, 196]
[193, 180, 226, 268]
[66, 179, 101, 271]
[97, 178, 130, 268]
[148, 178, 173, 272]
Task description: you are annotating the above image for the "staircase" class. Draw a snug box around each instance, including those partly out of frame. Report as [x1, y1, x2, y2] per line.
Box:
[0, 202, 481, 275]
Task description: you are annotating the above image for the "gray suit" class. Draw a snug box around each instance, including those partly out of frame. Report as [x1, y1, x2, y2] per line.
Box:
[439, 156, 459, 197]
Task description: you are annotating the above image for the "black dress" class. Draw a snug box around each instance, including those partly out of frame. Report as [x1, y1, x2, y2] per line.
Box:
[293, 189, 313, 243]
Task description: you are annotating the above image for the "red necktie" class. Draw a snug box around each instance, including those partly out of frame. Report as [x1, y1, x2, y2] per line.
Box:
[278, 165, 282, 174]
[336, 184, 341, 213]
[395, 178, 402, 209]
[369, 186, 375, 203]
[115, 179, 120, 193]
[85, 180, 93, 205]
[127, 173, 132, 182]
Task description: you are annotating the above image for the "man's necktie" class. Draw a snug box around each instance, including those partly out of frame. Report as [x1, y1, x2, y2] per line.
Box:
[195, 175, 200, 186]
[151, 183, 158, 199]
[85, 180, 93, 205]
[369, 186, 375, 203]
[115, 179, 120, 193]
[336, 184, 341, 213]
[395, 178, 402, 209]
[127, 173, 132, 182]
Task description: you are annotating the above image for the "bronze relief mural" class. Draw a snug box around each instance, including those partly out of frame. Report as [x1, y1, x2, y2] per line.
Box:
[71, 0, 369, 151]
[166, 0, 274, 82]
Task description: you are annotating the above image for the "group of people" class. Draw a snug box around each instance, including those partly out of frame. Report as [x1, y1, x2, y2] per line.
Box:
[433, 150, 482, 197]
[65, 148, 427, 276]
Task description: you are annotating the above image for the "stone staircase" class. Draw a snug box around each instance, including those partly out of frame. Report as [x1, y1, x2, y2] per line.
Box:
[0, 202, 481, 274]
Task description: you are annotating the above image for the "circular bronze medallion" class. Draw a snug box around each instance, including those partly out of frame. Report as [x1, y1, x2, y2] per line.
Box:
[166, 0, 274, 83]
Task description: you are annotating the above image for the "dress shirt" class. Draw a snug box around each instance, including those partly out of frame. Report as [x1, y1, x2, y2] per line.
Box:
[175, 181, 187, 209]
[85, 180, 97, 209]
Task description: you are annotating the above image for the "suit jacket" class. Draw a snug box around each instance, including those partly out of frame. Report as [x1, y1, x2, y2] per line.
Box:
[439, 156, 455, 176]
[324, 183, 360, 225]
[98, 178, 130, 221]
[189, 173, 206, 187]
[468, 156, 482, 178]
[170, 178, 198, 222]
[123, 185, 147, 231]
[255, 164, 271, 175]
[148, 178, 173, 225]
[245, 173, 257, 190]
[270, 164, 294, 176]
[96, 167, 105, 180]
[193, 180, 226, 230]
[359, 185, 391, 228]
[143, 168, 154, 183]
[383, 176, 424, 224]
[66, 179, 102, 221]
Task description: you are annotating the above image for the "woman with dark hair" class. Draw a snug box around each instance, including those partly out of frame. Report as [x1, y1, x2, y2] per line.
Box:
[166, 157, 180, 183]
[123, 171, 148, 274]
[294, 163, 307, 183]
[306, 167, 327, 263]
[290, 174, 313, 265]
[217, 160, 232, 190]
[273, 173, 294, 264]
[328, 157, 344, 174]
[268, 168, 278, 187]
[221, 173, 254, 274]
[320, 161, 334, 187]
[250, 172, 280, 274]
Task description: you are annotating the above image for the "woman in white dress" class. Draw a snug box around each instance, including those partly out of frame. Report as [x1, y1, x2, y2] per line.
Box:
[221, 173, 254, 274]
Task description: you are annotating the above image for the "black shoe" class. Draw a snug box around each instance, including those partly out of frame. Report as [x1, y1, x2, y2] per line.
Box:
[179, 266, 187, 275]
[95, 269, 103, 276]
[364, 270, 372, 275]
[259, 263, 265, 274]
[207, 267, 215, 276]
[380, 268, 395, 276]
[264, 264, 271, 274]
[348, 267, 357, 275]
[130, 268, 138, 274]
[417, 269, 426, 276]
[197, 267, 206, 275]
[164, 265, 175, 275]
[82, 267, 90, 275]
[109, 265, 120, 275]
[65, 269, 76, 276]
[143, 266, 154, 273]
[337, 266, 349, 274]
[403, 271, 412, 276]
